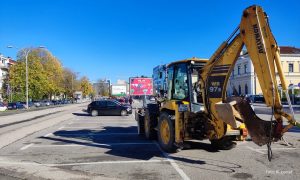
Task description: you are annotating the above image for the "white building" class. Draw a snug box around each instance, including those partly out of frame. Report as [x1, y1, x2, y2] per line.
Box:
[227, 46, 300, 96]
[0, 54, 15, 101]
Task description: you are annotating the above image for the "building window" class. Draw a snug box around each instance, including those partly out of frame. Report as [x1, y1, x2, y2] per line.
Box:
[244, 64, 247, 74]
[289, 63, 294, 72]
[245, 84, 248, 95]
[238, 66, 241, 75]
[238, 85, 241, 95]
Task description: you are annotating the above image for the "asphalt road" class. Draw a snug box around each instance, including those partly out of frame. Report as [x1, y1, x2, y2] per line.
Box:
[0, 104, 299, 179]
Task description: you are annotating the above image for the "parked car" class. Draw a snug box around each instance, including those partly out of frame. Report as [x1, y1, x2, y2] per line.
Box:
[20, 101, 34, 108]
[7, 102, 25, 110]
[87, 99, 132, 117]
[248, 95, 265, 103]
[0, 102, 7, 111]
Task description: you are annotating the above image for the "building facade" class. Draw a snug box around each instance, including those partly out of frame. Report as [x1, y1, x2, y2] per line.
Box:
[0, 54, 15, 101]
[227, 46, 300, 96]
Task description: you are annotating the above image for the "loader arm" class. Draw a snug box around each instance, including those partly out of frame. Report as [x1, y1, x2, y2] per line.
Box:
[200, 5, 300, 145]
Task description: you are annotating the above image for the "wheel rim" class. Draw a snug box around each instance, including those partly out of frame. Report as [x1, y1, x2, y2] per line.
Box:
[160, 119, 170, 145]
[121, 110, 127, 116]
[92, 110, 97, 116]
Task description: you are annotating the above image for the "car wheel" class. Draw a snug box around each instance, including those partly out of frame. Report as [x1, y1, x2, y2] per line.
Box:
[91, 110, 98, 117]
[120, 110, 127, 116]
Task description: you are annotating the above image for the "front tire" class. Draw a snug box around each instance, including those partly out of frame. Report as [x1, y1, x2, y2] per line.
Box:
[121, 110, 127, 116]
[157, 112, 177, 153]
[91, 110, 98, 117]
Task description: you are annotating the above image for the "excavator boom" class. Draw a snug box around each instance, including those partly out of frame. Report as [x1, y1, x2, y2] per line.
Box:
[200, 5, 300, 146]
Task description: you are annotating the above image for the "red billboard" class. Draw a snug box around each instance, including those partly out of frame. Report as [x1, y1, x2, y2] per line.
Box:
[129, 77, 153, 95]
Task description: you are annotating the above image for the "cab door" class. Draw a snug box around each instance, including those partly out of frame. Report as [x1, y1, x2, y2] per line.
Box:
[168, 63, 189, 101]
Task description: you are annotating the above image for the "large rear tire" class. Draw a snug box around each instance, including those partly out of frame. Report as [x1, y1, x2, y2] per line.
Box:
[144, 109, 157, 140]
[157, 112, 177, 153]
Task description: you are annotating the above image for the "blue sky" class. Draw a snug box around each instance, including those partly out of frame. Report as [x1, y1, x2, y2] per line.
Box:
[1, 0, 299, 83]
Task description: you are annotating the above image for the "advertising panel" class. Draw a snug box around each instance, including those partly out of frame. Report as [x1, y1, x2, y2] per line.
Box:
[111, 85, 127, 96]
[129, 77, 153, 95]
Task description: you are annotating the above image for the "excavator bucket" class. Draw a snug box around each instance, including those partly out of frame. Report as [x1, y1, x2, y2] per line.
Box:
[225, 97, 278, 146]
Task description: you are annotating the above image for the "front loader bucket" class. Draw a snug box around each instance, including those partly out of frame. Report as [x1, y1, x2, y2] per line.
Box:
[226, 97, 278, 146]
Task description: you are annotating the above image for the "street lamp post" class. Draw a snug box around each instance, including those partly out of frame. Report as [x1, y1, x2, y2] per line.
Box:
[7, 46, 45, 109]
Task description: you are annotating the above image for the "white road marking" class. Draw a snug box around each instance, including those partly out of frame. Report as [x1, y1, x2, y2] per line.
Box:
[72, 122, 135, 124]
[0, 159, 169, 167]
[52, 133, 138, 136]
[154, 142, 190, 180]
[58, 127, 105, 129]
[44, 133, 53, 137]
[236, 141, 248, 145]
[246, 146, 265, 154]
[245, 146, 296, 154]
[255, 147, 297, 151]
[58, 126, 65, 130]
[20, 143, 34, 151]
[32, 142, 156, 148]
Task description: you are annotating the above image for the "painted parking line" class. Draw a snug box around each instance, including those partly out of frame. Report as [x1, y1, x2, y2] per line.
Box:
[30, 142, 156, 148]
[0, 159, 169, 167]
[69, 122, 136, 124]
[246, 146, 265, 154]
[255, 147, 297, 151]
[43, 133, 53, 137]
[47, 133, 138, 137]
[246, 146, 297, 154]
[20, 143, 34, 151]
[58, 127, 106, 130]
[154, 142, 190, 180]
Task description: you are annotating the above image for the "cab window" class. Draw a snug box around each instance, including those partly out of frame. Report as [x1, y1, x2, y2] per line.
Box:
[172, 64, 189, 100]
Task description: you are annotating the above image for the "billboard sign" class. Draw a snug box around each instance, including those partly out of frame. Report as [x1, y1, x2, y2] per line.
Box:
[111, 85, 127, 96]
[130, 77, 153, 95]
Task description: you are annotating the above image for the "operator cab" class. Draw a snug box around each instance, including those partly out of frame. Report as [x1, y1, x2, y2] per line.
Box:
[167, 58, 208, 113]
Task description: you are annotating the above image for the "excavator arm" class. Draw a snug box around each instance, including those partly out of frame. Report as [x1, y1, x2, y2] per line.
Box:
[200, 5, 300, 146]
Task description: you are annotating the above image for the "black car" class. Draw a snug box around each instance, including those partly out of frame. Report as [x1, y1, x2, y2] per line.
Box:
[7, 102, 25, 110]
[87, 100, 132, 116]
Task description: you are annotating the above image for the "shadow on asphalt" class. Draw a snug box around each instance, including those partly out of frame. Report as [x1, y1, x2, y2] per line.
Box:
[72, 112, 133, 117]
[169, 155, 242, 173]
[39, 126, 242, 172]
[72, 113, 90, 116]
[184, 141, 220, 152]
[40, 126, 163, 160]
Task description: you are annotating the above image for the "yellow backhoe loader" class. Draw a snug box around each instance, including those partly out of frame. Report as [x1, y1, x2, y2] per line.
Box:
[136, 5, 300, 160]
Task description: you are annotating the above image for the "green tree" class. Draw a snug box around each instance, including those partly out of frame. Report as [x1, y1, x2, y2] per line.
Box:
[9, 48, 48, 101]
[62, 68, 79, 99]
[80, 76, 93, 98]
[8, 61, 25, 101]
[1, 74, 10, 102]
[40, 50, 64, 99]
